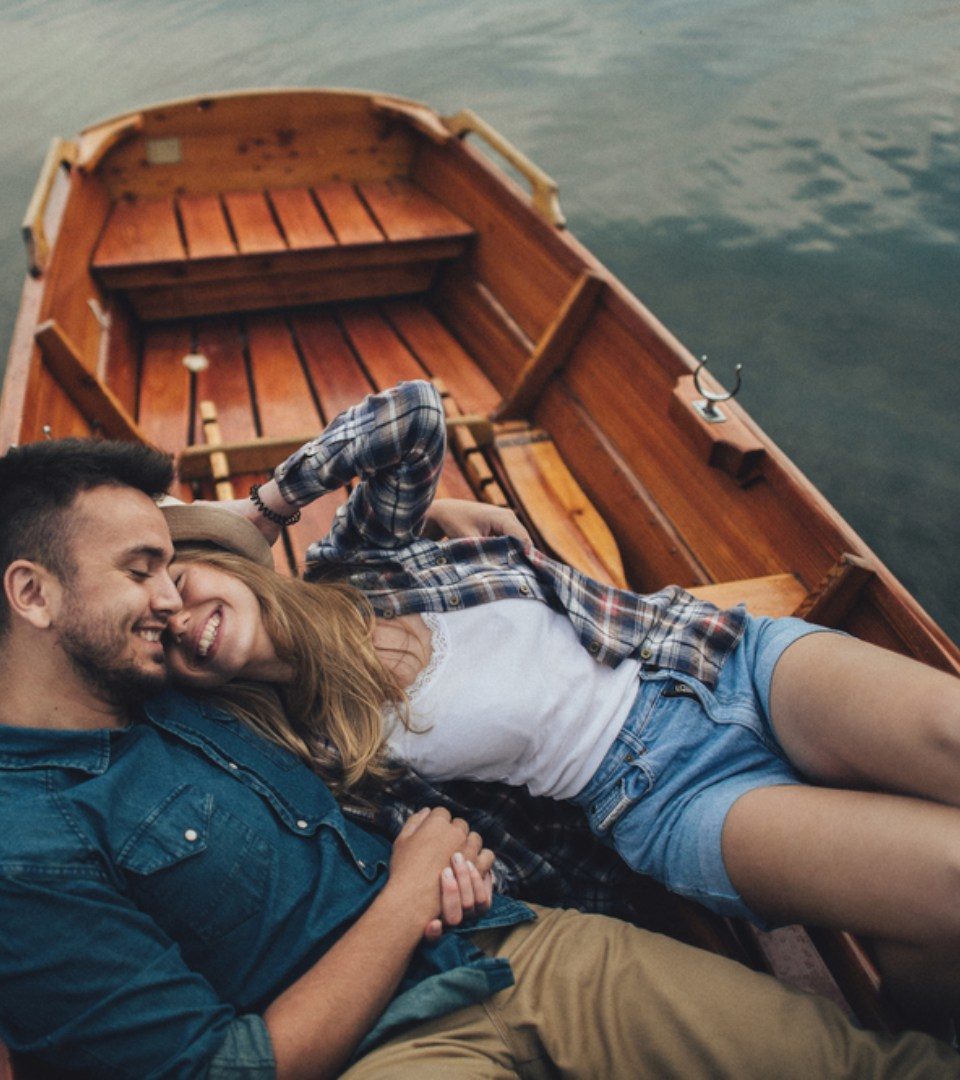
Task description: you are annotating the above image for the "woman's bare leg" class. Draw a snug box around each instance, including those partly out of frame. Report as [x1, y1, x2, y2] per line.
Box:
[765, 631, 960, 804]
[722, 784, 960, 1021]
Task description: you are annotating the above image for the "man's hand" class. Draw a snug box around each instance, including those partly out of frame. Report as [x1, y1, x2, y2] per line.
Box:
[424, 499, 532, 544]
[387, 808, 495, 942]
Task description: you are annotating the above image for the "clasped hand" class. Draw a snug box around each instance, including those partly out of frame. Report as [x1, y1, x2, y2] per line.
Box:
[388, 807, 496, 943]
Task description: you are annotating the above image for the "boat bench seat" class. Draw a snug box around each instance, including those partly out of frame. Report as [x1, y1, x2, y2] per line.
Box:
[91, 179, 474, 320]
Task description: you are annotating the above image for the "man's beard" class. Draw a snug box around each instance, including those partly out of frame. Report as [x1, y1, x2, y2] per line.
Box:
[58, 607, 168, 706]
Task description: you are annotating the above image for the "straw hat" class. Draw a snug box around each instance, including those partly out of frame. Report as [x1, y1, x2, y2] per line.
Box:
[158, 496, 274, 567]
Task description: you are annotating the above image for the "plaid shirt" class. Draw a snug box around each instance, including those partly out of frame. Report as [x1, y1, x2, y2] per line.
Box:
[275, 380, 746, 686]
[274, 381, 748, 917]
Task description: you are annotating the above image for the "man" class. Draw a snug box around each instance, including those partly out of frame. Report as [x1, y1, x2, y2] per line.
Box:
[0, 438, 955, 1079]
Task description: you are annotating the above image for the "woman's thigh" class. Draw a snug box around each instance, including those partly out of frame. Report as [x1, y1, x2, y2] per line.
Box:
[722, 782, 960, 944]
[766, 630, 960, 804]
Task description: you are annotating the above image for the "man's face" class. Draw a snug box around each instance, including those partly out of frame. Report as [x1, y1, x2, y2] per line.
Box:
[53, 486, 181, 704]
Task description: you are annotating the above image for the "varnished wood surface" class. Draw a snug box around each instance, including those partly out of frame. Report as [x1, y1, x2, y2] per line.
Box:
[93, 181, 472, 270]
[139, 300, 500, 567]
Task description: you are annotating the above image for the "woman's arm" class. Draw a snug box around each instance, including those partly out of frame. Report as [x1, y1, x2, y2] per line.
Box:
[273, 380, 446, 555]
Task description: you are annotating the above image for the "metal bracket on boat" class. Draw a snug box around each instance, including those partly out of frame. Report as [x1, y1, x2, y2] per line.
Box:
[443, 109, 566, 228]
[692, 356, 742, 424]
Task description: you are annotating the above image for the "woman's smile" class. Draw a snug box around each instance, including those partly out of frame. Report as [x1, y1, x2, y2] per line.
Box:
[195, 608, 222, 661]
[164, 561, 288, 687]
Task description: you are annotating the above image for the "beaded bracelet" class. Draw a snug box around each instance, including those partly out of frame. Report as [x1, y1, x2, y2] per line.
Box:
[249, 483, 302, 526]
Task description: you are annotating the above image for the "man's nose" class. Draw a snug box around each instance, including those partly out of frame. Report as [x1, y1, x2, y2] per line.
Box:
[152, 569, 183, 617]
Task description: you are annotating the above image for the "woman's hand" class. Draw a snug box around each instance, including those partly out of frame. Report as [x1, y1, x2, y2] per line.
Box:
[390, 808, 496, 942]
[424, 499, 532, 544]
[191, 479, 298, 546]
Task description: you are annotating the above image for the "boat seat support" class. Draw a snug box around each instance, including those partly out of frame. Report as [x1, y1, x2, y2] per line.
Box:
[495, 270, 605, 421]
[793, 552, 875, 626]
[33, 320, 146, 444]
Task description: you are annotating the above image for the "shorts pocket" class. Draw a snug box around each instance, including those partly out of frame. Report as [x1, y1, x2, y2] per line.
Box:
[117, 783, 273, 945]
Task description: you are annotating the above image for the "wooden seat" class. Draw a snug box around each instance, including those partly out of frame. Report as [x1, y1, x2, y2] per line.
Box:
[687, 573, 807, 617]
[92, 180, 474, 319]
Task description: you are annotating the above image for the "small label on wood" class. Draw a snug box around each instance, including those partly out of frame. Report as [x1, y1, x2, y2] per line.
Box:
[145, 138, 182, 165]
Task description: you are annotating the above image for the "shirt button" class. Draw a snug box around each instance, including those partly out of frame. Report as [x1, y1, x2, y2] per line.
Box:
[228, 762, 238, 770]
[357, 860, 367, 871]
[518, 582, 531, 595]
[640, 646, 654, 660]
[435, 555, 448, 565]
[448, 594, 461, 606]
[588, 641, 601, 655]
[297, 819, 309, 830]
[378, 608, 394, 619]
[184, 829, 199, 843]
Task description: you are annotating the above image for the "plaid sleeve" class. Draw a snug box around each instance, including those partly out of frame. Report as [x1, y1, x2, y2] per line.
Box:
[274, 381, 446, 553]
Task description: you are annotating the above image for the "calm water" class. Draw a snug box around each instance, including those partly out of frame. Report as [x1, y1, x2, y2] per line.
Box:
[1, 0, 957, 641]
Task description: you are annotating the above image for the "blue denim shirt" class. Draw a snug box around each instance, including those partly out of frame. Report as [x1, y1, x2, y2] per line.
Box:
[0, 690, 531, 1078]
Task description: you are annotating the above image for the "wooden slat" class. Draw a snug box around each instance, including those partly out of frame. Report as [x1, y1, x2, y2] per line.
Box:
[497, 270, 605, 420]
[125, 262, 438, 322]
[179, 435, 317, 480]
[688, 574, 807, 618]
[358, 179, 473, 241]
[244, 314, 337, 563]
[382, 299, 500, 414]
[269, 188, 336, 249]
[194, 317, 256, 443]
[289, 309, 375, 418]
[93, 196, 185, 266]
[138, 322, 193, 452]
[313, 182, 384, 245]
[494, 428, 627, 588]
[34, 320, 147, 445]
[179, 194, 236, 258]
[340, 305, 473, 501]
[339, 304, 426, 386]
[223, 191, 286, 254]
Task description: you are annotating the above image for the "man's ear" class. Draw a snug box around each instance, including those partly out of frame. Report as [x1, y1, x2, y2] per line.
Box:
[3, 560, 62, 630]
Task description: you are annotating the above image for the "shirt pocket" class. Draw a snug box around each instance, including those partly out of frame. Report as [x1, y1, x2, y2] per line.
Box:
[116, 783, 273, 946]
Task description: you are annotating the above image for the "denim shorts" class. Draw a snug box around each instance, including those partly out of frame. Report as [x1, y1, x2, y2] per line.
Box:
[572, 615, 835, 924]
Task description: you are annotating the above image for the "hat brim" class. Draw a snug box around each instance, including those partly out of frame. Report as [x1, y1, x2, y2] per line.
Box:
[160, 503, 275, 567]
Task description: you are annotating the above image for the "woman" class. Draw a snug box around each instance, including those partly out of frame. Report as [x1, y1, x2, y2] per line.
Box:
[162, 380, 960, 1024]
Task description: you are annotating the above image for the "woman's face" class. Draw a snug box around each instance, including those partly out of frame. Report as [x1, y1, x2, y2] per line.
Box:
[164, 561, 288, 689]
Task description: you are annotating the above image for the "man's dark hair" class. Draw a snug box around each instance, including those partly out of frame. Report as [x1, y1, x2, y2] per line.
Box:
[0, 438, 174, 633]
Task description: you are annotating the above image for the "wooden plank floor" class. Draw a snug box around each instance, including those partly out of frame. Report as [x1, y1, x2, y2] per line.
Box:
[138, 298, 498, 572]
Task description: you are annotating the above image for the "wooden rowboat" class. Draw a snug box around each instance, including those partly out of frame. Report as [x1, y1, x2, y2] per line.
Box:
[3, 88, 959, 1071]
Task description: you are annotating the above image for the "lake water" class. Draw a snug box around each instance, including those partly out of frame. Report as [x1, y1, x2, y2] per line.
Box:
[1, 0, 957, 641]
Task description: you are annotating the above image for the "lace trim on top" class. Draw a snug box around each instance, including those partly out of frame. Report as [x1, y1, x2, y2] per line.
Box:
[405, 611, 449, 701]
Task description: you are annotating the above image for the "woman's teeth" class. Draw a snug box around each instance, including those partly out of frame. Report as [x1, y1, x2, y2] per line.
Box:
[197, 612, 221, 658]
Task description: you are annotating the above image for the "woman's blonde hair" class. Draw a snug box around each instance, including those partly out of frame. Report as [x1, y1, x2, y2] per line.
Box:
[173, 547, 408, 795]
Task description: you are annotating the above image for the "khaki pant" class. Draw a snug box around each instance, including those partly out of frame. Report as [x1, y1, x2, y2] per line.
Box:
[342, 905, 958, 1079]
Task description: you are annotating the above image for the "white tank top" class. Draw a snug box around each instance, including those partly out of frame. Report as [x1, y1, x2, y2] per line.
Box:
[384, 598, 641, 799]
